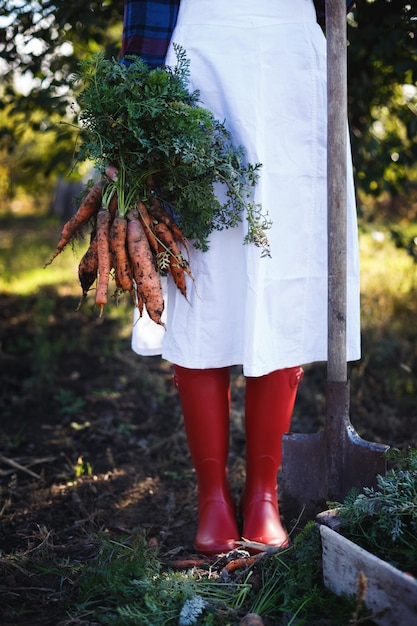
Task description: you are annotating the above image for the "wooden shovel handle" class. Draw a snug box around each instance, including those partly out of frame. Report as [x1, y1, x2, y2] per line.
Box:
[327, 0, 348, 383]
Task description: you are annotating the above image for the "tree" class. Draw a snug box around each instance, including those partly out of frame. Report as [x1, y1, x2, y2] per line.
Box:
[0, 0, 416, 203]
[0, 0, 123, 202]
[0, 0, 122, 116]
[347, 0, 417, 196]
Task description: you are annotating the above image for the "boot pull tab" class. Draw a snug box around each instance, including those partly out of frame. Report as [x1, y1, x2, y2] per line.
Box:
[289, 367, 304, 388]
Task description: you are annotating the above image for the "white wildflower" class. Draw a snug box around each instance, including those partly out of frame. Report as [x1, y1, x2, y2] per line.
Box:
[178, 594, 207, 625]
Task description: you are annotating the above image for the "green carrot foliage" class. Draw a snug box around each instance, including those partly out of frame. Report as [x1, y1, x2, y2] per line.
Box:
[73, 46, 271, 254]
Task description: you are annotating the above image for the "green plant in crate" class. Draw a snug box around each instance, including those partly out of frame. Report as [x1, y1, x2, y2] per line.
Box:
[329, 448, 417, 576]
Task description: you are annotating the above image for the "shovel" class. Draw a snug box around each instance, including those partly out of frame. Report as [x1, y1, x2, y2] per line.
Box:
[280, 0, 388, 526]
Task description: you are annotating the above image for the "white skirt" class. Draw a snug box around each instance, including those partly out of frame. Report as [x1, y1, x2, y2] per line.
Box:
[131, 0, 361, 376]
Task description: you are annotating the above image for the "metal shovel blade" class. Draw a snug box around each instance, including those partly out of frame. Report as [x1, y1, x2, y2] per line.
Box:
[280, 381, 388, 525]
[280, 0, 388, 526]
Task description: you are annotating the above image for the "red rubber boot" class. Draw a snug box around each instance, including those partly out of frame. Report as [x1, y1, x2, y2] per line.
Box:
[173, 365, 240, 555]
[241, 367, 304, 548]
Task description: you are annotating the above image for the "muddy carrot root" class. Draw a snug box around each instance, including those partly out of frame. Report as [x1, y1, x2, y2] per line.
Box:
[223, 555, 259, 573]
[148, 197, 191, 263]
[134, 285, 145, 317]
[148, 197, 185, 242]
[45, 180, 105, 266]
[155, 222, 194, 282]
[168, 254, 187, 298]
[127, 208, 165, 327]
[95, 208, 112, 315]
[110, 215, 134, 297]
[108, 188, 119, 220]
[78, 233, 99, 300]
[137, 200, 158, 253]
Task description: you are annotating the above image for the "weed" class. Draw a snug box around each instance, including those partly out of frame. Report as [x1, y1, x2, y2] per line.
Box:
[54, 388, 86, 415]
[0, 428, 26, 449]
[74, 532, 250, 625]
[74, 456, 93, 478]
[249, 523, 360, 624]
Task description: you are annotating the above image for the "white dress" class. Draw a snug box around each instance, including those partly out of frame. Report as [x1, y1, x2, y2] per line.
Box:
[131, 0, 361, 376]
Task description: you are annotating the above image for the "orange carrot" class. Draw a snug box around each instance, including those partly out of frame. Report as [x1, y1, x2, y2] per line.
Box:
[168, 254, 187, 298]
[148, 197, 185, 242]
[134, 285, 145, 317]
[155, 222, 194, 282]
[110, 215, 134, 297]
[45, 180, 105, 266]
[137, 200, 158, 253]
[78, 233, 98, 299]
[223, 555, 259, 573]
[126, 208, 165, 327]
[108, 188, 119, 220]
[95, 208, 112, 315]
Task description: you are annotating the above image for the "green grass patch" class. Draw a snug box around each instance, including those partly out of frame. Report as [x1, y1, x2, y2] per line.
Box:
[26, 525, 359, 625]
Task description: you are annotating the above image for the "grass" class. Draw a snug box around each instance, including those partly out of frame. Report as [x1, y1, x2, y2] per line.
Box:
[2, 524, 362, 625]
[359, 223, 417, 329]
[0, 215, 82, 295]
[1, 207, 417, 624]
[1, 211, 416, 334]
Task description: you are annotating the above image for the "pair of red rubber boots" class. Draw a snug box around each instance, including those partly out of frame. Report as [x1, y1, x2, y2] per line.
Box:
[174, 365, 303, 555]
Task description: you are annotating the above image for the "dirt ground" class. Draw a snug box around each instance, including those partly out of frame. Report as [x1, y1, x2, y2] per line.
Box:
[1, 285, 416, 625]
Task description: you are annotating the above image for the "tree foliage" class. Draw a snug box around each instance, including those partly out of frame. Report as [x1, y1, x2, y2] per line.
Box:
[0, 0, 122, 115]
[347, 0, 417, 195]
[0, 0, 123, 200]
[0, 0, 416, 204]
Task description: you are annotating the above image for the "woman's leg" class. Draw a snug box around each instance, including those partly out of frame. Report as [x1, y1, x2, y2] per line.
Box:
[242, 367, 304, 547]
[173, 365, 240, 554]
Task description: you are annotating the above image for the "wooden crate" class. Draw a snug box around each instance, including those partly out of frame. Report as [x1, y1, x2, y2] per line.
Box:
[319, 523, 417, 625]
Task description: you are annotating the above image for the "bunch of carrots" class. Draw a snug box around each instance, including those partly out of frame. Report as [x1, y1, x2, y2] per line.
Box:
[45, 47, 268, 322]
[45, 179, 193, 326]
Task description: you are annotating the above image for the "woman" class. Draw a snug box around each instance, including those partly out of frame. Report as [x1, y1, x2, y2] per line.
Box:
[120, 0, 361, 554]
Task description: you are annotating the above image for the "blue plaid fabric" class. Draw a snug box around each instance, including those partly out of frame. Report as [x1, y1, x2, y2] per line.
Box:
[121, 1, 354, 68]
[121, 0, 180, 68]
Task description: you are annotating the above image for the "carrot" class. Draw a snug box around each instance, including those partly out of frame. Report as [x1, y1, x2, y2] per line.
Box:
[45, 180, 105, 266]
[134, 285, 145, 317]
[223, 555, 259, 573]
[148, 197, 191, 265]
[109, 215, 134, 297]
[155, 222, 194, 282]
[148, 197, 185, 243]
[95, 208, 112, 315]
[168, 254, 187, 298]
[108, 188, 119, 220]
[126, 208, 165, 327]
[77, 233, 98, 300]
[137, 200, 158, 253]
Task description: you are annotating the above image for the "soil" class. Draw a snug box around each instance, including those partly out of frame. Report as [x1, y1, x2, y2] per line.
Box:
[1, 281, 416, 624]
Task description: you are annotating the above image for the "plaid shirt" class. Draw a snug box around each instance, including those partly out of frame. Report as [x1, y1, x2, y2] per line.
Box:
[121, 0, 180, 68]
[121, 1, 355, 67]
